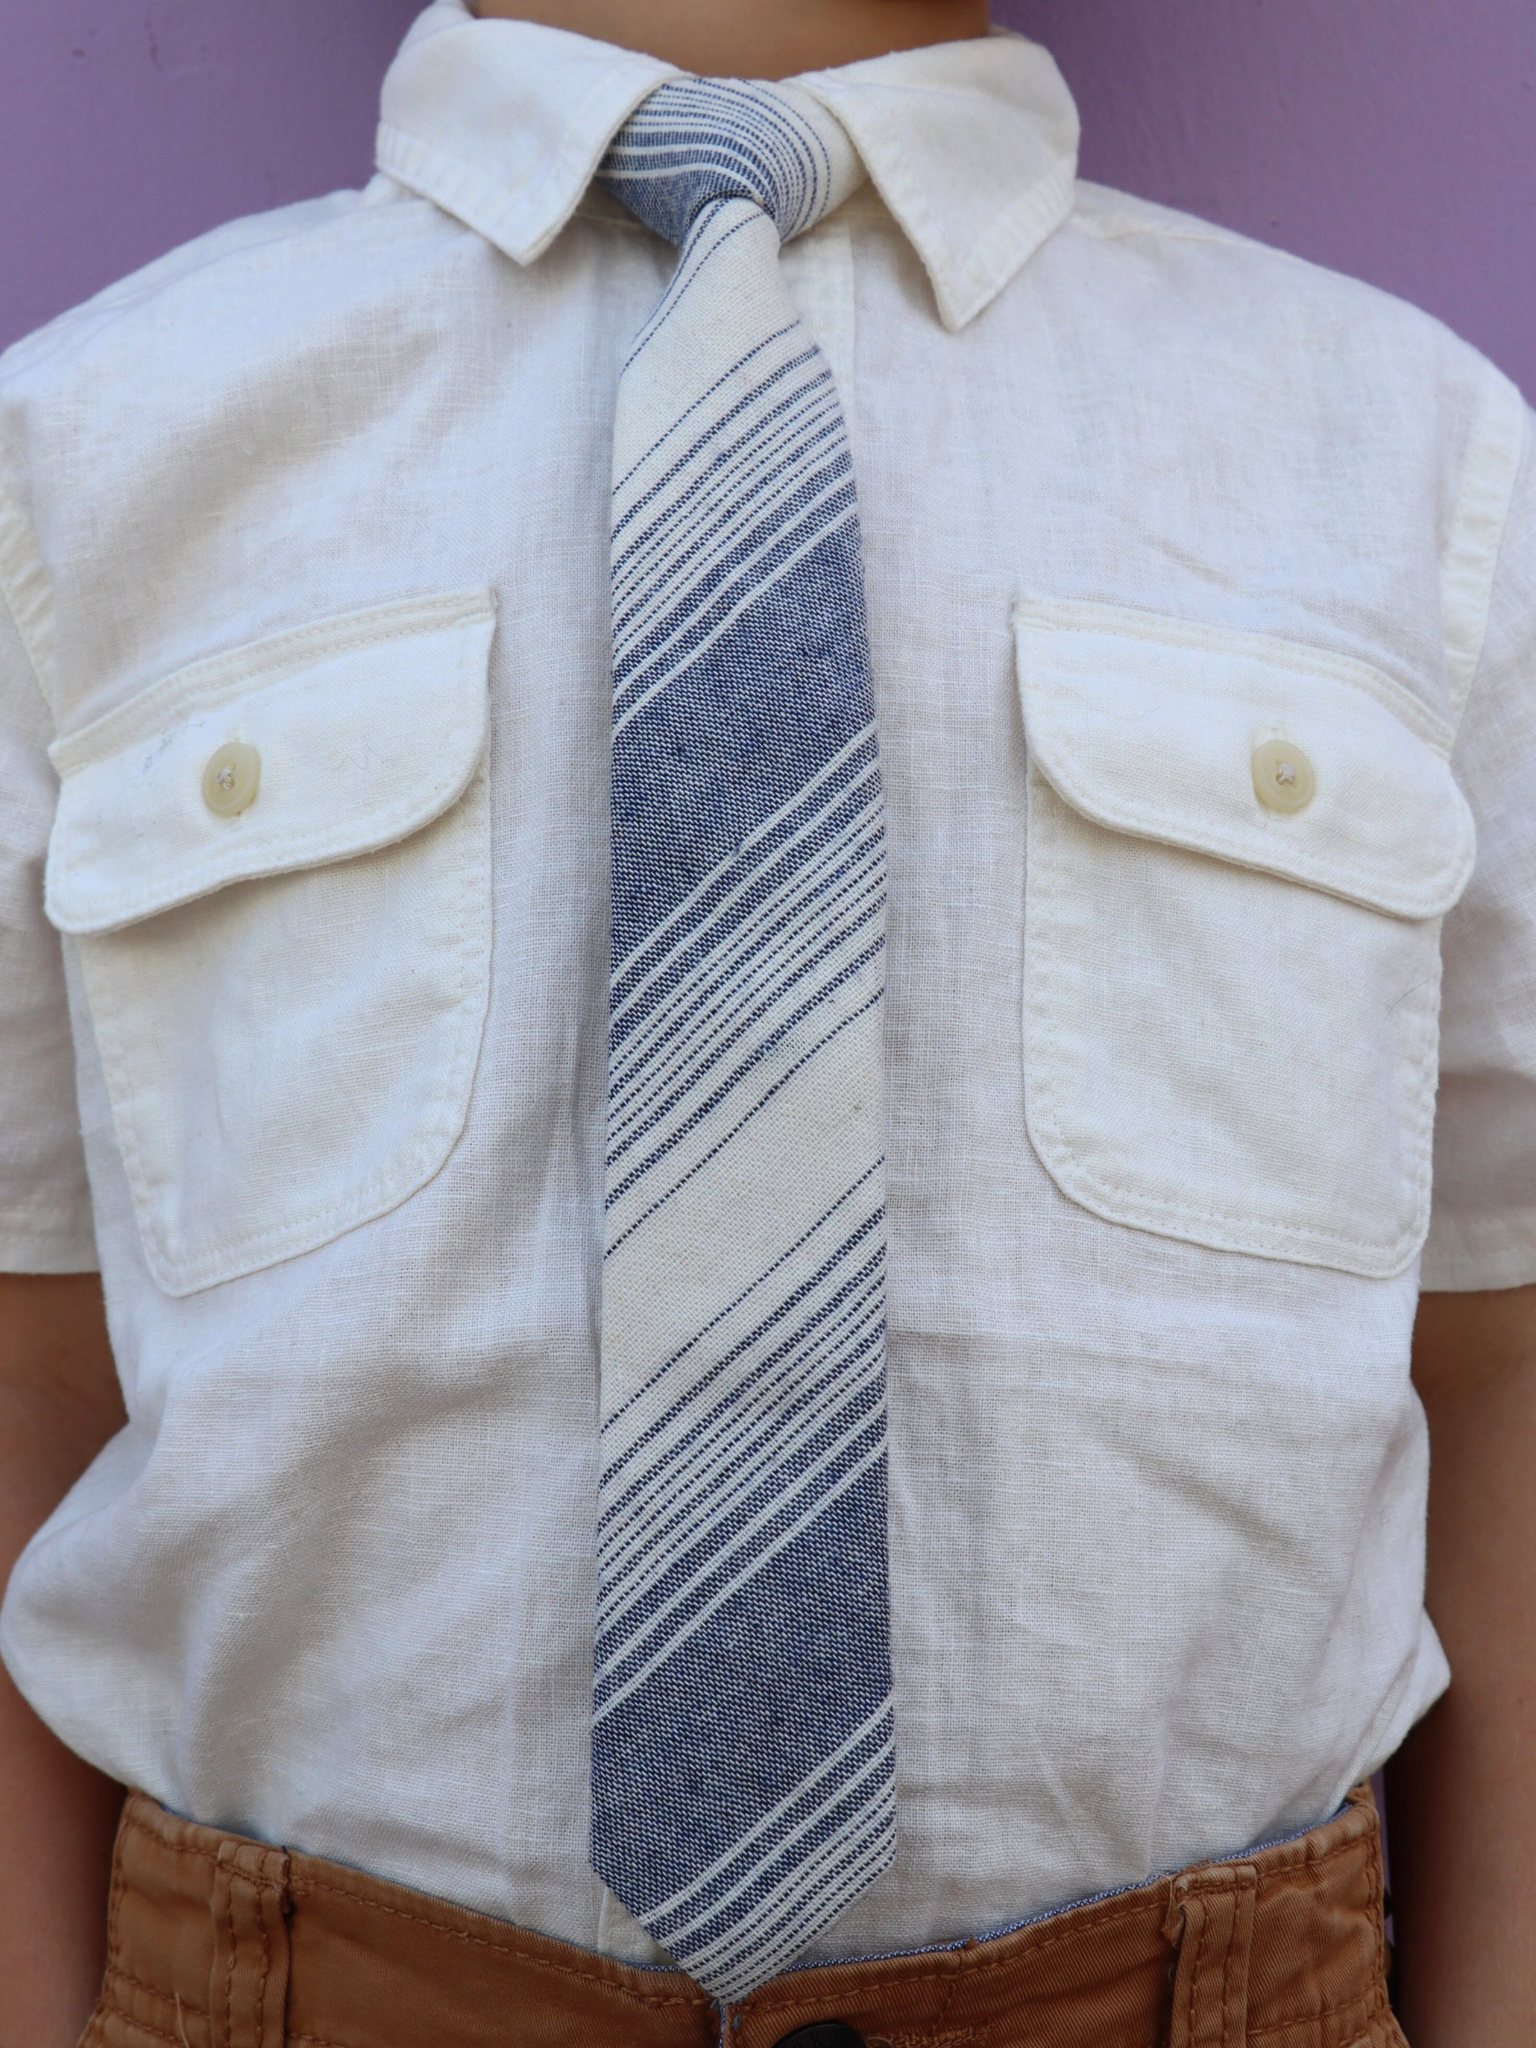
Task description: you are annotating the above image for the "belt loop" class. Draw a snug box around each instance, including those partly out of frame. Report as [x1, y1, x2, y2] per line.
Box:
[209, 1837, 292, 2048]
[1163, 1861, 1258, 2048]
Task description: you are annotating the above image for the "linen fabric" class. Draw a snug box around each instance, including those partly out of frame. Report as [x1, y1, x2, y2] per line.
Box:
[0, 0, 1533, 1974]
[592, 81, 895, 1993]
[82, 1788, 1404, 2048]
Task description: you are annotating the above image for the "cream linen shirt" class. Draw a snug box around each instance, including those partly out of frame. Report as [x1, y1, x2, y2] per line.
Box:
[2, 0, 1534, 1967]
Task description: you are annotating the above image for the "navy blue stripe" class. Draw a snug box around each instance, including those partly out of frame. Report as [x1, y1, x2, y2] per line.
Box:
[614, 445, 854, 697]
[607, 897, 886, 1178]
[590, 1461, 893, 1915]
[598, 1309, 886, 1607]
[653, 1714, 895, 1955]
[614, 458, 855, 708]
[603, 978, 885, 1253]
[607, 837, 885, 1147]
[599, 1408, 888, 1688]
[599, 1245, 886, 1528]
[614, 322, 806, 506]
[595, 1389, 887, 1692]
[600, 80, 834, 245]
[599, 1237, 885, 1520]
[598, 1166, 883, 1438]
[613, 388, 845, 625]
[610, 522, 876, 970]
[610, 724, 880, 1015]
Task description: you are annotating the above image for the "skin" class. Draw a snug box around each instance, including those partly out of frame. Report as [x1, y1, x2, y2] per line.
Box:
[2, 6, 1528, 2044]
[1387, 1285, 1536, 2045]
[0, 1275, 126, 2048]
[470, 0, 992, 78]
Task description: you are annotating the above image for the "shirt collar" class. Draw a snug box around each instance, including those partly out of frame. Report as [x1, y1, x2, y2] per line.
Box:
[376, 1, 1079, 332]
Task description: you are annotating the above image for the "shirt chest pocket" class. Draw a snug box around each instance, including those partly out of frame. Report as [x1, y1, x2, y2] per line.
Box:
[1015, 599, 1476, 1279]
[45, 592, 497, 1296]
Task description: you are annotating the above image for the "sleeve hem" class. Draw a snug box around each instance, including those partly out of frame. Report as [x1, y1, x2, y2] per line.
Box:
[0, 1216, 99, 1275]
[1420, 1210, 1536, 1293]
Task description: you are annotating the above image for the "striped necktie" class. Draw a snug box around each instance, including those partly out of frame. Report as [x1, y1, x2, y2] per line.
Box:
[591, 79, 895, 2003]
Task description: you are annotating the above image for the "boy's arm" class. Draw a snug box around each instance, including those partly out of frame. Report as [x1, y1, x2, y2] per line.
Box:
[1386, 1282, 1536, 2046]
[0, 1272, 127, 2048]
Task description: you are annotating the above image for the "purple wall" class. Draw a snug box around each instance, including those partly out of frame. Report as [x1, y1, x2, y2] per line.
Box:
[0, 0, 421, 349]
[1, 1, 1532, 396]
[1005, 0, 1536, 399]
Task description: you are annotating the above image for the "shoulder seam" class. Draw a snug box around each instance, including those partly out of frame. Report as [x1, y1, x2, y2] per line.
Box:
[1443, 371, 1527, 735]
[1068, 209, 1234, 250]
[0, 192, 374, 386]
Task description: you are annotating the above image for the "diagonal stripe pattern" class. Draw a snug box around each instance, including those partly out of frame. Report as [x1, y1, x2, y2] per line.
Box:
[592, 79, 895, 2003]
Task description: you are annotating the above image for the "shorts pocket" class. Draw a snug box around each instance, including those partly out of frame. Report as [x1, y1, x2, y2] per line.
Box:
[1015, 598, 1476, 1278]
[45, 590, 497, 1295]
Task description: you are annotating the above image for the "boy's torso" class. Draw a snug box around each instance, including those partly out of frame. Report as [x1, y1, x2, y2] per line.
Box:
[0, 7, 1525, 1967]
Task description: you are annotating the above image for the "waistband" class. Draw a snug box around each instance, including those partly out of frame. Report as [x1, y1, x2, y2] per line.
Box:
[84, 1786, 1404, 2048]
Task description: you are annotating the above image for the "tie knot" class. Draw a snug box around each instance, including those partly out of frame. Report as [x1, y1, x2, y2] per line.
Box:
[599, 78, 864, 248]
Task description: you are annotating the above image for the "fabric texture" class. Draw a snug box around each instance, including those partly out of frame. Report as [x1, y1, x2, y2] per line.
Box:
[0, 0, 1531, 1977]
[593, 83, 894, 1994]
[81, 1788, 1404, 2048]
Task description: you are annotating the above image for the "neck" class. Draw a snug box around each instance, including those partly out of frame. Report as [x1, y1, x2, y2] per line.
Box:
[469, 0, 991, 78]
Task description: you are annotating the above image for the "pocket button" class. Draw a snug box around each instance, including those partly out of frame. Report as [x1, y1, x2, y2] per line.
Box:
[1251, 738, 1315, 815]
[202, 741, 261, 818]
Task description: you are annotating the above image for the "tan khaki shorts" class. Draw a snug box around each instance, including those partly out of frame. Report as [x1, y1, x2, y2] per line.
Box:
[82, 1784, 1402, 2048]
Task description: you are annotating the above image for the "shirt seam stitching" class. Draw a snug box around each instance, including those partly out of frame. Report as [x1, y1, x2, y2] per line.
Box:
[0, 467, 55, 715]
[49, 588, 494, 768]
[0, 1210, 95, 1237]
[1021, 766, 1435, 1278]
[798, 85, 1074, 329]
[376, 48, 670, 268]
[1016, 596, 1455, 752]
[1067, 210, 1236, 249]
[75, 768, 491, 1293]
[1443, 377, 1528, 737]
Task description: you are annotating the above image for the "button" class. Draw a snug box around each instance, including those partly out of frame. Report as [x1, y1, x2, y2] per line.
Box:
[771, 2027, 866, 2048]
[202, 741, 261, 818]
[1251, 738, 1315, 815]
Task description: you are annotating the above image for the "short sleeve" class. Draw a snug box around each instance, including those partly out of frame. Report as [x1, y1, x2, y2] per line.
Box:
[1423, 402, 1536, 1292]
[0, 582, 97, 1272]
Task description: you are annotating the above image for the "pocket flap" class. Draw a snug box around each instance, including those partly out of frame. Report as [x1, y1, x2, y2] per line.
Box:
[46, 591, 498, 936]
[1015, 598, 1475, 920]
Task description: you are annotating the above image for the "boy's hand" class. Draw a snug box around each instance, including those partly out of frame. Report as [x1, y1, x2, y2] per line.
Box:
[1388, 1282, 1536, 2045]
[0, 1272, 126, 2048]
